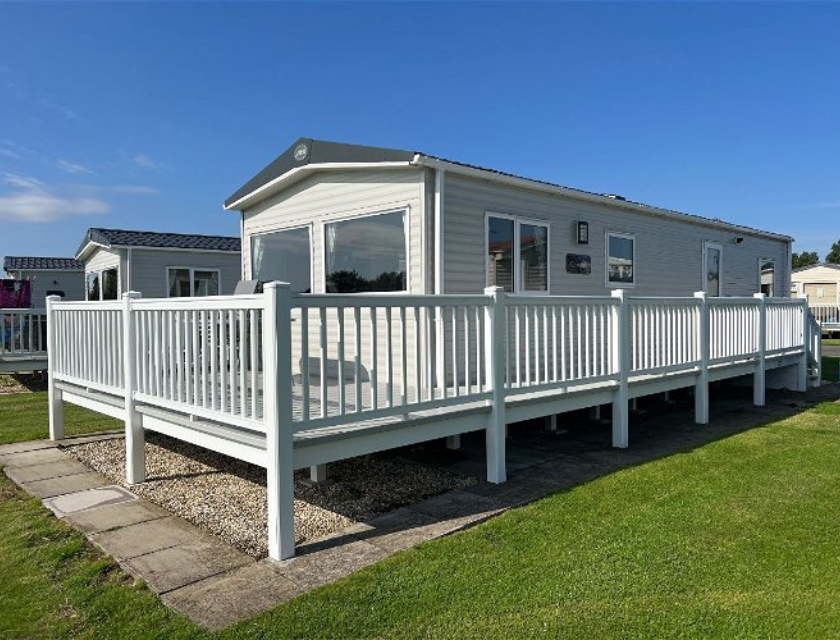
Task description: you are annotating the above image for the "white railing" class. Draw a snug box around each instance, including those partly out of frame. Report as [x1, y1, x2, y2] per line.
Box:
[1, 308, 48, 356]
[50, 302, 123, 392]
[505, 297, 618, 393]
[629, 298, 701, 375]
[809, 304, 840, 326]
[47, 290, 812, 431]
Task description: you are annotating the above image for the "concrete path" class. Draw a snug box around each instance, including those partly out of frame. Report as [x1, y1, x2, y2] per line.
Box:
[2, 383, 839, 630]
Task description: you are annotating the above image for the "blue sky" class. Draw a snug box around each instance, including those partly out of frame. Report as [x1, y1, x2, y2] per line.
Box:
[1, 2, 838, 263]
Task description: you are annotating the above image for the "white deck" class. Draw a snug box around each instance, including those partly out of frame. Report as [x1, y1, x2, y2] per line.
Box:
[0, 308, 47, 373]
[45, 287, 822, 560]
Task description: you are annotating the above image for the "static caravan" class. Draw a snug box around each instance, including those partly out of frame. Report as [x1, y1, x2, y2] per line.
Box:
[792, 263, 840, 334]
[3, 256, 85, 303]
[76, 228, 241, 300]
[224, 138, 793, 300]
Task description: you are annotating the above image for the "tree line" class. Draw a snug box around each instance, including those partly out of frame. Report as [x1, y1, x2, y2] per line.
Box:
[792, 239, 840, 269]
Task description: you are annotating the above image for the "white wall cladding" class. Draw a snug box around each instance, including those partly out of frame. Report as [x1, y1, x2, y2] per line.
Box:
[85, 247, 122, 274]
[13, 269, 86, 303]
[442, 173, 791, 298]
[128, 249, 242, 298]
[242, 168, 425, 294]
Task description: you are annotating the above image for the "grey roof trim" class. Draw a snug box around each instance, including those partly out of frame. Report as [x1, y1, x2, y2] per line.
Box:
[792, 262, 840, 274]
[224, 136, 794, 244]
[3, 256, 84, 272]
[224, 137, 416, 208]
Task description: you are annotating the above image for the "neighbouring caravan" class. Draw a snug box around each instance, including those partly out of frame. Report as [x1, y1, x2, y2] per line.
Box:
[76, 228, 241, 300]
[3, 256, 85, 303]
[224, 137, 793, 300]
[792, 262, 840, 334]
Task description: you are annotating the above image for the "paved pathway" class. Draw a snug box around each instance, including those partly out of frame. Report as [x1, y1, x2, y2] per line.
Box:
[2, 382, 839, 630]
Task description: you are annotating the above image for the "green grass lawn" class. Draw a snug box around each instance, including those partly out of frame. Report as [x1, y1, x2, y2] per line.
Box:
[2, 394, 840, 637]
[823, 338, 840, 346]
[0, 391, 121, 445]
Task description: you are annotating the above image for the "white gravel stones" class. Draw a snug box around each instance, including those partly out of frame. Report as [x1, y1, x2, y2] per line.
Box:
[66, 434, 477, 557]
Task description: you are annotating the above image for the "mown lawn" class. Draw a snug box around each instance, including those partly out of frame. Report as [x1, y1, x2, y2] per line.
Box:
[823, 356, 839, 382]
[0, 391, 121, 445]
[1, 393, 840, 637]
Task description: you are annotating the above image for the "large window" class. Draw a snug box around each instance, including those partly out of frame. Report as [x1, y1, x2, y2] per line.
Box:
[486, 215, 549, 293]
[704, 241, 723, 296]
[251, 227, 312, 293]
[759, 259, 775, 297]
[86, 268, 119, 300]
[167, 268, 220, 297]
[606, 232, 635, 286]
[325, 210, 407, 293]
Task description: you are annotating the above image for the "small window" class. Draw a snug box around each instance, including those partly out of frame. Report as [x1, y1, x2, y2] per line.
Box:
[760, 259, 775, 297]
[816, 286, 825, 298]
[325, 211, 407, 293]
[251, 227, 312, 293]
[606, 232, 635, 286]
[168, 268, 220, 297]
[102, 268, 119, 300]
[86, 272, 100, 301]
[704, 242, 723, 296]
[487, 215, 549, 293]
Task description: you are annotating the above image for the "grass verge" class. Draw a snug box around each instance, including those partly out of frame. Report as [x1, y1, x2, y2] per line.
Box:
[822, 356, 839, 382]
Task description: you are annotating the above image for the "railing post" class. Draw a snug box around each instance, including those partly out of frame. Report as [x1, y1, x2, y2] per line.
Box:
[610, 290, 629, 448]
[264, 281, 296, 560]
[694, 291, 709, 424]
[46, 295, 64, 441]
[753, 293, 766, 406]
[797, 298, 809, 391]
[123, 291, 144, 484]
[484, 285, 506, 484]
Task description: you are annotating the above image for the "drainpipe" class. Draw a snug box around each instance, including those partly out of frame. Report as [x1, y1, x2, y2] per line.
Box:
[434, 169, 444, 294]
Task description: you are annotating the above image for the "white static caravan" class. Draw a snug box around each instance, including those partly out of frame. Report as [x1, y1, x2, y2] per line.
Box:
[791, 263, 840, 334]
[76, 228, 242, 301]
[3, 256, 85, 303]
[224, 138, 793, 300]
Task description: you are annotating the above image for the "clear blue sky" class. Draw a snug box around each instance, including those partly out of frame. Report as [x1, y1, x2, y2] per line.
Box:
[1, 2, 838, 263]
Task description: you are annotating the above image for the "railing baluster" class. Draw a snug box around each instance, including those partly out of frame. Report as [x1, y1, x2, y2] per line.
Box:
[354, 307, 362, 413]
[414, 307, 421, 402]
[370, 306, 378, 409]
[249, 310, 258, 419]
[385, 306, 393, 407]
[451, 306, 459, 397]
[401, 306, 408, 407]
[338, 307, 346, 414]
[320, 307, 328, 418]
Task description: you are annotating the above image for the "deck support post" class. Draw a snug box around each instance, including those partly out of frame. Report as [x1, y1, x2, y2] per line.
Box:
[611, 290, 629, 448]
[694, 292, 710, 424]
[545, 414, 558, 432]
[797, 298, 810, 391]
[484, 286, 507, 484]
[46, 295, 64, 441]
[753, 293, 766, 406]
[309, 465, 327, 484]
[446, 435, 461, 450]
[265, 282, 296, 561]
[122, 292, 145, 484]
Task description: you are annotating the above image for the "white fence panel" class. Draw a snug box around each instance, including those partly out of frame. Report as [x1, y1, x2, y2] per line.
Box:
[629, 298, 701, 375]
[1, 308, 48, 356]
[51, 302, 123, 392]
[709, 299, 760, 363]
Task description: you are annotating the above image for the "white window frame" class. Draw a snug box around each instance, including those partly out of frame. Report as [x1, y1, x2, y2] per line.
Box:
[758, 257, 776, 297]
[166, 266, 222, 298]
[85, 267, 120, 301]
[485, 212, 551, 295]
[249, 224, 314, 293]
[702, 241, 724, 296]
[321, 207, 411, 294]
[604, 231, 636, 289]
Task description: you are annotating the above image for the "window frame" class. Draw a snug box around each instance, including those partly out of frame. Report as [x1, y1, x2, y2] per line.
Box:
[604, 231, 636, 289]
[702, 241, 724, 296]
[249, 224, 314, 294]
[166, 266, 222, 298]
[485, 211, 551, 295]
[758, 257, 776, 297]
[85, 267, 120, 301]
[321, 207, 411, 295]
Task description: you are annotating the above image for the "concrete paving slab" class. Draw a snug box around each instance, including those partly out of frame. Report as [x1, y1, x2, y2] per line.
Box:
[124, 539, 253, 594]
[162, 561, 303, 631]
[0, 440, 56, 455]
[344, 507, 440, 554]
[464, 476, 561, 508]
[279, 538, 388, 591]
[65, 500, 166, 533]
[91, 516, 198, 560]
[0, 447, 67, 468]
[4, 458, 92, 484]
[45, 485, 138, 518]
[58, 430, 124, 446]
[408, 489, 504, 521]
[20, 471, 110, 498]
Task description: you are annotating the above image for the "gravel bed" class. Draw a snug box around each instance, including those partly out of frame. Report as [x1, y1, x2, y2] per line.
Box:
[0, 373, 48, 394]
[66, 433, 478, 557]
